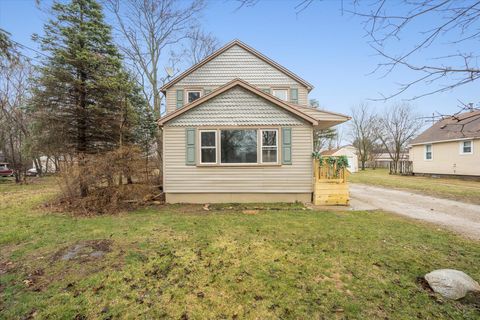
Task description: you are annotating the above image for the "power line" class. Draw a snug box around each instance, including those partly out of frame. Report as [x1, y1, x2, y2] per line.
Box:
[11, 39, 49, 59]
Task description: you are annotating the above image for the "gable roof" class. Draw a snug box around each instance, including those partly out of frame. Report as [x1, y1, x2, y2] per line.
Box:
[160, 39, 314, 92]
[320, 148, 340, 156]
[320, 145, 356, 156]
[158, 79, 319, 126]
[410, 109, 480, 145]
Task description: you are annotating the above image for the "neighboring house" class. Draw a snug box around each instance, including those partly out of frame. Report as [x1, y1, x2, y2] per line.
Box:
[320, 146, 358, 173]
[158, 40, 350, 203]
[368, 152, 409, 169]
[31, 156, 58, 174]
[409, 109, 480, 177]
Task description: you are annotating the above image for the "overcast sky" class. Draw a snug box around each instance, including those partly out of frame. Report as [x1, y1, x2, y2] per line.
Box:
[1, 0, 478, 123]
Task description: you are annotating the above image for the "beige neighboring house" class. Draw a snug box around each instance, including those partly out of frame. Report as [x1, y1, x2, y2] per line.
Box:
[158, 40, 350, 203]
[320, 146, 358, 173]
[409, 109, 480, 177]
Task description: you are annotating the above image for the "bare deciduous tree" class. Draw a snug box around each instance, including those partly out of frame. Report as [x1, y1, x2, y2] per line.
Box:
[104, 0, 205, 116]
[375, 103, 423, 173]
[309, 99, 339, 151]
[186, 28, 219, 65]
[351, 0, 480, 101]
[313, 128, 337, 152]
[0, 56, 35, 182]
[237, 1, 480, 103]
[349, 103, 377, 170]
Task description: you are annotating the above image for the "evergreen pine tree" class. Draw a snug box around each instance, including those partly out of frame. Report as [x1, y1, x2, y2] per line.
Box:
[32, 0, 133, 196]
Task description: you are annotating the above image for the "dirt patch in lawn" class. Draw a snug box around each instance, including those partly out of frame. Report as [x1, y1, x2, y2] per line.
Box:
[52, 239, 113, 262]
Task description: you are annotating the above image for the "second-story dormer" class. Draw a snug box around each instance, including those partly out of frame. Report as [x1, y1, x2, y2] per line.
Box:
[160, 40, 313, 115]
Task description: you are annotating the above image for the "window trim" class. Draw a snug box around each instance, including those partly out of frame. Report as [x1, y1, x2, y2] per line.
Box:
[186, 89, 202, 104]
[424, 144, 433, 161]
[459, 140, 473, 155]
[271, 88, 289, 101]
[260, 129, 279, 164]
[198, 130, 217, 164]
[195, 127, 282, 167]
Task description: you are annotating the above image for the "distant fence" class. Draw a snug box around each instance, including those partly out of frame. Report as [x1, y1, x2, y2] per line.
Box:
[389, 160, 413, 175]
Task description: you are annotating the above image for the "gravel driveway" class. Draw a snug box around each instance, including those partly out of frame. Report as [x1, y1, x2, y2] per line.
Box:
[350, 183, 480, 240]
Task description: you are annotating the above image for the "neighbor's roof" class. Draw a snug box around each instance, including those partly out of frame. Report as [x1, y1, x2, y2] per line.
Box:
[410, 109, 480, 145]
[160, 39, 314, 92]
[320, 145, 356, 156]
[320, 148, 340, 156]
[158, 79, 350, 127]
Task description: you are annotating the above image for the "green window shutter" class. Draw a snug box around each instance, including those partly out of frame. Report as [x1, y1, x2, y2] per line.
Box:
[176, 89, 184, 109]
[282, 127, 292, 165]
[290, 88, 298, 104]
[204, 89, 211, 95]
[262, 88, 271, 94]
[185, 128, 196, 165]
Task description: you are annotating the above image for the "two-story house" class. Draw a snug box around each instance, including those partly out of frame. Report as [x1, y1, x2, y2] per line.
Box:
[158, 40, 350, 203]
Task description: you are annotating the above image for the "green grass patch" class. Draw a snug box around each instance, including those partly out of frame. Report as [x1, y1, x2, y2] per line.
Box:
[0, 179, 479, 319]
[349, 168, 480, 204]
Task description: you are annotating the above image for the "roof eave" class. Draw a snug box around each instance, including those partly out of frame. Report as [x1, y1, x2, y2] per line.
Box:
[158, 79, 319, 126]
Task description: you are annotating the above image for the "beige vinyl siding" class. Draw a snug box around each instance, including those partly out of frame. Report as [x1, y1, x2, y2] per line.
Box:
[297, 87, 308, 106]
[410, 139, 480, 176]
[163, 125, 313, 193]
[163, 44, 309, 114]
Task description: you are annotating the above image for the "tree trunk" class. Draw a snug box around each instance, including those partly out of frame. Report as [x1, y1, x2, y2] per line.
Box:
[78, 70, 88, 197]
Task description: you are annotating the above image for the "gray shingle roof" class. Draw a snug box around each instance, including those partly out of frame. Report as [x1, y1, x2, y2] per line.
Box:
[410, 109, 480, 145]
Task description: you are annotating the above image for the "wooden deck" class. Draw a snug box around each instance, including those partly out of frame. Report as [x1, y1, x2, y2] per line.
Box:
[313, 158, 349, 206]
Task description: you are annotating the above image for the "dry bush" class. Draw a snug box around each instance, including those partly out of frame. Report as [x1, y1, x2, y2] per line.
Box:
[54, 147, 162, 215]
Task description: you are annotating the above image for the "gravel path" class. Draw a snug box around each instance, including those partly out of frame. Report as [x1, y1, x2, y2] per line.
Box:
[349, 183, 480, 240]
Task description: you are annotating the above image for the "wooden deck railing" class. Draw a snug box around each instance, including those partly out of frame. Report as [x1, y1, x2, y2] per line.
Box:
[313, 157, 349, 206]
[313, 158, 348, 183]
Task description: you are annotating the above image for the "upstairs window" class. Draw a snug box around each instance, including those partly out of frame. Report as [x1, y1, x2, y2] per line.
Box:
[425, 144, 432, 160]
[460, 140, 473, 154]
[261, 129, 278, 163]
[221, 129, 257, 164]
[187, 90, 201, 103]
[272, 89, 288, 101]
[200, 131, 217, 164]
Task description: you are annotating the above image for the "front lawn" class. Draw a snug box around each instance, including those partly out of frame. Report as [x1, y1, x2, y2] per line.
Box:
[1, 179, 479, 319]
[349, 168, 480, 204]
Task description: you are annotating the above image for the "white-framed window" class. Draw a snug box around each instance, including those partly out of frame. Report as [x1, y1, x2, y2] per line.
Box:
[272, 89, 288, 101]
[220, 129, 258, 164]
[199, 130, 217, 164]
[460, 140, 473, 154]
[425, 144, 432, 160]
[261, 129, 278, 163]
[187, 90, 202, 103]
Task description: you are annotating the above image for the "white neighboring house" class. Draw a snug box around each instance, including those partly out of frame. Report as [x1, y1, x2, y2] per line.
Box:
[320, 146, 358, 173]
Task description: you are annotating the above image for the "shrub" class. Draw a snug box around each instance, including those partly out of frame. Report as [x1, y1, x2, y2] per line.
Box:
[54, 147, 162, 215]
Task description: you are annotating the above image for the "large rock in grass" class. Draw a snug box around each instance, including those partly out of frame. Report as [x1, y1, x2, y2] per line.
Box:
[425, 269, 480, 300]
